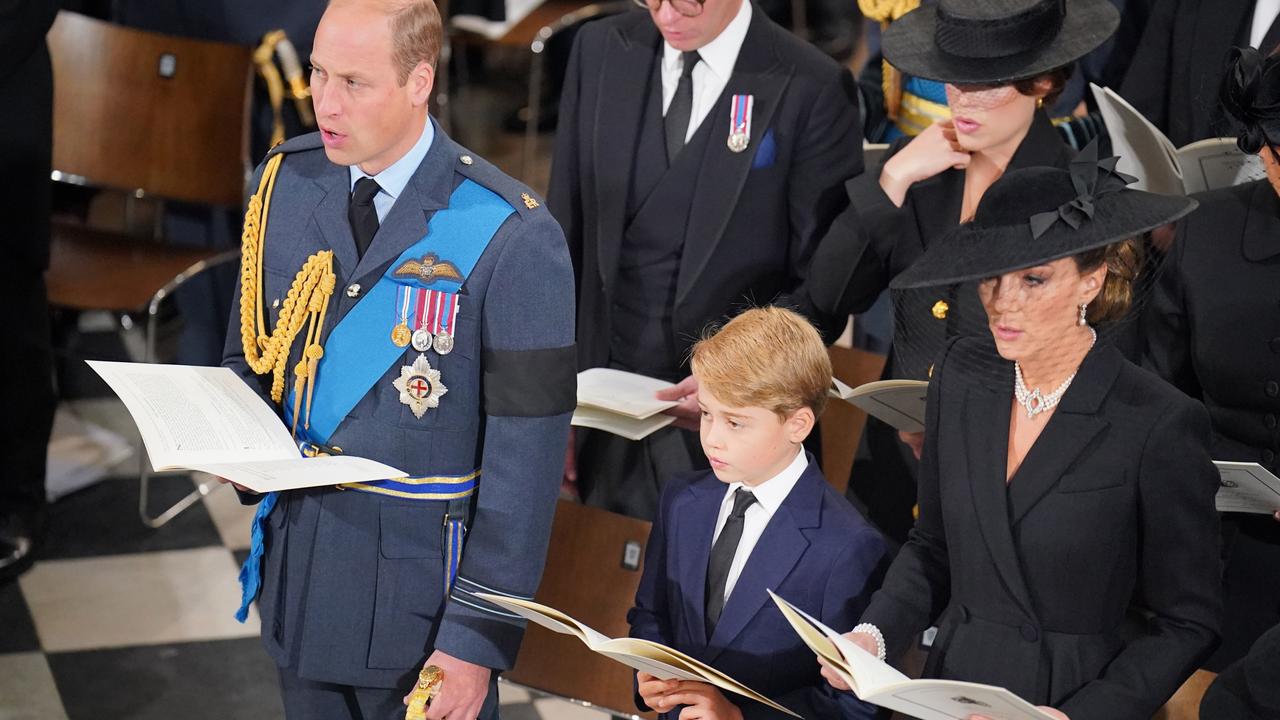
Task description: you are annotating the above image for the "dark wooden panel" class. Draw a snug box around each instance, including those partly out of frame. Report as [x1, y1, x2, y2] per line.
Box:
[48, 11, 252, 207]
[506, 500, 657, 718]
[47, 221, 218, 312]
[821, 345, 887, 495]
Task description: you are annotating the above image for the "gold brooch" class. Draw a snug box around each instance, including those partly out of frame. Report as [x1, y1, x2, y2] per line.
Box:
[931, 300, 949, 320]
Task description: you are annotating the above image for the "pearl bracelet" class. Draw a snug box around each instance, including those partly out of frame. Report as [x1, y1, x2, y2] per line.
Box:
[851, 623, 887, 661]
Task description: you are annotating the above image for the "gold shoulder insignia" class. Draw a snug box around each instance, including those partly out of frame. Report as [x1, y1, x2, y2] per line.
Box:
[521, 192, 540, 210]
[393, 253, 464, 285]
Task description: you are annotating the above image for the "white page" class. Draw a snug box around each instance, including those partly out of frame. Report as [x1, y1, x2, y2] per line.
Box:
[450, 0, 545, 39]
[190, 455, 408, 494]
[844, 381, 929, 433]
[577, 368, 678, 419]
[885, 683, 1052, 720]
[1178, 138, 1267, 193]
[1214, 461, 1280, 514]
[1091, 84, 1185, 195]
[88, 361, 299, 470]
[571, 405, 676, 441]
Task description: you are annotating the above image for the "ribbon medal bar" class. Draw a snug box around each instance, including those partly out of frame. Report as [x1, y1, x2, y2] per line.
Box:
[727, 93, 753, 153]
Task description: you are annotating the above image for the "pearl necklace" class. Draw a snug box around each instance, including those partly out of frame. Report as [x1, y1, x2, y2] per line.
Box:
[1013, 327, 1097, 419]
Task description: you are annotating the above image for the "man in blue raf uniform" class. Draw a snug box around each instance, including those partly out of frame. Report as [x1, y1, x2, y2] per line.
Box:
[220, 1, 576, 718]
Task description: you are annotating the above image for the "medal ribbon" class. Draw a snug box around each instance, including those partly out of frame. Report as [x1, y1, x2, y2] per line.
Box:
[729, 94, 753, 140]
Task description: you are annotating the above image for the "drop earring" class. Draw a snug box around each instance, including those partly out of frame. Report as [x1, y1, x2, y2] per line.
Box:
[1078, 303, 1088, 326]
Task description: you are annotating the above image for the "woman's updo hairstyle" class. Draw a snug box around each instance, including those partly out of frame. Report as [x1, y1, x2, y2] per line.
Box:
[1220, 46, 1280, 155]
[1073, 238, 1143, 325]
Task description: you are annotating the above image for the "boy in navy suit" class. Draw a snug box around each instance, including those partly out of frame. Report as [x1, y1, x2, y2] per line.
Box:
[628, 307, 885, 719]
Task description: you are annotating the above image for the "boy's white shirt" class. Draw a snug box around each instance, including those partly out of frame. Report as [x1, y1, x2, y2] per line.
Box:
[711, 446, 808, 603]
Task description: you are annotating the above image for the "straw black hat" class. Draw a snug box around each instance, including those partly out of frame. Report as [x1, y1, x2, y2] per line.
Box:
[891, 145, 1198, 290]
[882, 0, 1120, 85]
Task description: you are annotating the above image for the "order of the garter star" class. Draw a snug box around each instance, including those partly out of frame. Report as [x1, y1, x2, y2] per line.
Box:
[394, 353, 448, 418]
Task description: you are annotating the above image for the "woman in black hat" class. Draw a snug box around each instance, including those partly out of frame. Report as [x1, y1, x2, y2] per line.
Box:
[818, 154, 1221, 719]
[786, 0, 1120, 546]
[1144, 46, 1280, 715]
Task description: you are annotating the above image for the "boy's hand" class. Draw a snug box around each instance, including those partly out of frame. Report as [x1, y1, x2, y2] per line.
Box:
[214, 475, 258, 494]
[656, 375, 701, 432]
[651, 681, 743, 720]
[637, 672, 680, 711]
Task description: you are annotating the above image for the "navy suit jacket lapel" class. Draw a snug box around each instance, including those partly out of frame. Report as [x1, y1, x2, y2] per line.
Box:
[705, 459, 820, 662]
[672, 476, 724, 650]
[675, 12, 791, 307]
[594, 19, 662, 300]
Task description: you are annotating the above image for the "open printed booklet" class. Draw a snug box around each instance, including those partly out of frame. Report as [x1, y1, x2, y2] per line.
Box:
[473, 593, 800, 717]
[1091, 84, 1266, 196]
[571, 368, 679, 440]
[830, 379, 929, 434]
[1214, 461, 1280, 514]
[87, 361, 407, 493]
[769, 591, 1053, 720]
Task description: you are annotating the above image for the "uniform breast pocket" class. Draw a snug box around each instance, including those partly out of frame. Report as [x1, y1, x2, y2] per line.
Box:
[395, 312, 482, 431]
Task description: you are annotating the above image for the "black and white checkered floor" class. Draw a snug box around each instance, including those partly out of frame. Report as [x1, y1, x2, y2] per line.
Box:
[0, 399, 616, 720]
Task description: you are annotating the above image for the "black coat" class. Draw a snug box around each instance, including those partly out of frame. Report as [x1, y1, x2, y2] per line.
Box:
[548, 6, 862, 372]
[861, 338, 1222, 719]
[1145, 179, 1280, 476]
[0, 0, 58, 269]
[1118, 0, 1256, 148]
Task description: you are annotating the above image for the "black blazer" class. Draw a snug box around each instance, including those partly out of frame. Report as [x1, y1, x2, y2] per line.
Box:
[1118, 0, 1254, 147]
[788, 111, 1072, 355]
[1145, 179, 1280, 477]
[861, 337, 1222, 719]
[548, 6, 862, 371]
[0, 0, 58, 270]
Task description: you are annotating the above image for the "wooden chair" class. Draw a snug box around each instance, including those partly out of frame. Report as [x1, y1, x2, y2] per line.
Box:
[47, 11, 253, 527]
[506, 500, 657, 718]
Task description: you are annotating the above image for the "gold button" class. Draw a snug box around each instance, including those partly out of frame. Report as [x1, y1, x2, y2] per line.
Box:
[931, 300, 949, 319]
[346, 283, 361, 298]
[460, 155, 473, 165]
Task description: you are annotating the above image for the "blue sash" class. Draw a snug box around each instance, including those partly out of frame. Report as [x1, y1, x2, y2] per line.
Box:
[236, 178, 515, 622]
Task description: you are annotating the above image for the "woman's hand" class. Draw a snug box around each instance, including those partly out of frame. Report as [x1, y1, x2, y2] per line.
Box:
[898, 430, 925, 460]
[817, 630, 881, 691]
[880, 121, 972, 206]
[656, 375, 701, 432]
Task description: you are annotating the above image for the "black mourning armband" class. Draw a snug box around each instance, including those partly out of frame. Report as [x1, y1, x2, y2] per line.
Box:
[482, 345, 577, 417]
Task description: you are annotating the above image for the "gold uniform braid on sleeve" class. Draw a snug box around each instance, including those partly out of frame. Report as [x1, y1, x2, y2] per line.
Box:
[238, 151, 338, 436]
[858, 0, 920, 123]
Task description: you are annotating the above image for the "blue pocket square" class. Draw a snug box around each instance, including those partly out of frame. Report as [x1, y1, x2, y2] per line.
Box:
[751, 129, 776, 169]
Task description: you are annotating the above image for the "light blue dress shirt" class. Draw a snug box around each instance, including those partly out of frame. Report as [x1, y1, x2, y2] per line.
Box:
[348, 117, 436, 223]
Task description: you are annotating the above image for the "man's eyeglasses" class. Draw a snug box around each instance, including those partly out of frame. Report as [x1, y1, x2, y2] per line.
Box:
[632, 0, 705, 18]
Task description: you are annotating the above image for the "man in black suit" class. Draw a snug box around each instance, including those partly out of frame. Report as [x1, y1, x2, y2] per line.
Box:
[548, 0, 861, 519]
[0, 0, 59, 583]
[1120, 0, 1280, 146]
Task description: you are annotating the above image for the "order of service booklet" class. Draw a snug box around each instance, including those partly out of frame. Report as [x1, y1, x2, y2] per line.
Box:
[769, 591, 1053, 720]
[87, 360, 407, 493]
[571, 368, 678, 441]
[1214, 461, 1280, 514]
[473, 593, 800, 717]
[830, 378, 929, 434]
[1091, 83, 1266, 196]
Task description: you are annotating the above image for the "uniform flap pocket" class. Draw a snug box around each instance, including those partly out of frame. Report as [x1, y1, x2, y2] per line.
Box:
[378, 503, 444, 559]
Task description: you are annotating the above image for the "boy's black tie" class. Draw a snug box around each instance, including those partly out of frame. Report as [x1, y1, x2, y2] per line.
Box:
[705, 488, 756, 637]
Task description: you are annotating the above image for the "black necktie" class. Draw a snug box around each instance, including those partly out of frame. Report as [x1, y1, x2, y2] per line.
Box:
[348, 177, 381, 259]
[705, 488, 757, 637]
[665, 51, 701, 163]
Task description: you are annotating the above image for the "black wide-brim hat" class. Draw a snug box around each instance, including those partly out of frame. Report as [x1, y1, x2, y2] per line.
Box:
[890, 145, 1198, 290]
[883, 0, 1120, 85]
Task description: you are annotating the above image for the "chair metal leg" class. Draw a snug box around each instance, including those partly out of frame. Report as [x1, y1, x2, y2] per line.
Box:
[136, 248, 239, 528]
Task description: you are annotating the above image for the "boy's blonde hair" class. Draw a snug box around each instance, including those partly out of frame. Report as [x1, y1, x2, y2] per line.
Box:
[691, 306, 831, 419]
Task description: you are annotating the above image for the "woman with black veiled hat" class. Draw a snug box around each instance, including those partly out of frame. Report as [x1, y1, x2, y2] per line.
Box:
[816, 153, 1222, 719]
[1143, 45, 1280, 711]
[784, 0, 1120, 546]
